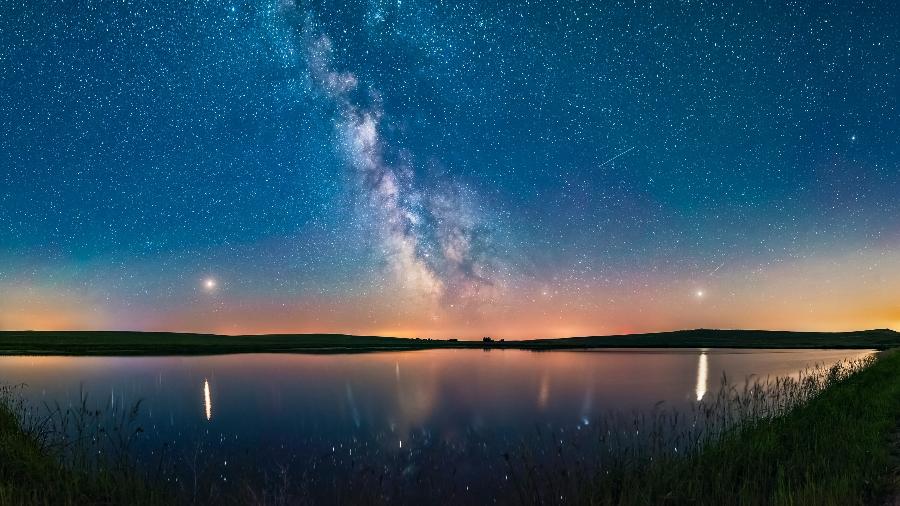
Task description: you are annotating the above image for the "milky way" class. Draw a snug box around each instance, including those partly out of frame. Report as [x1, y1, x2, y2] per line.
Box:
[1, 0, 898, 337]
[305, 28, 498, 307]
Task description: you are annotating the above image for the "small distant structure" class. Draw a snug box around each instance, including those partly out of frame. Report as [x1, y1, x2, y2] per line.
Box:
[482, 336, 494, 344]
[447, 338, 458, 342]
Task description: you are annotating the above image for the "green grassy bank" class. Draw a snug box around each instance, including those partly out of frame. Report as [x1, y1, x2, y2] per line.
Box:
[580, 349, 900, 505]
[0, 389, 165, 506]
[0, 328, 897, 355]
[2, 348, 900, 504]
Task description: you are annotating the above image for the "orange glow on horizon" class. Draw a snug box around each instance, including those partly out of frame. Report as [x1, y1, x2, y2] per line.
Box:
[2, 246, 898, 339]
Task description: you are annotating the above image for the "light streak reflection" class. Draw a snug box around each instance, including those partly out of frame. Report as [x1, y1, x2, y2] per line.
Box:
[695, 349, 708, 402]
[204, 378, 212, 421]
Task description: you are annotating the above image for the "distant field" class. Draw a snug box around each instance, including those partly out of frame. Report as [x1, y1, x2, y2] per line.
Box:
[0, 328, 897, 355]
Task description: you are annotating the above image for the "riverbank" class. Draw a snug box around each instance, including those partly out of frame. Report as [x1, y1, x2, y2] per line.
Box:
[0, 328, 897, 355]
[2, 347, 900, 504]
[579, 348, 900, 505]
[0, 388, 164, 505]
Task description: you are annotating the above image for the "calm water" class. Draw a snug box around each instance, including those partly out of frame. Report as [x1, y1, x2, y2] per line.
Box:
[0, 348, 875, 502]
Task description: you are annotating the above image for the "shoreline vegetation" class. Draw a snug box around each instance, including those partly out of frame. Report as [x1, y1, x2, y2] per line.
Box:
[582, 349, 900, 505]
[0, 328, 898, 356]
[0, 385, 166, 505]
[2, 349, 900, 504]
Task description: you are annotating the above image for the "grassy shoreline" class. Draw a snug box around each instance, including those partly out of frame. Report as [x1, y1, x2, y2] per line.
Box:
[2, 346, 900, 504]
[0, 387, 165, 505]
[582, 348, 900, 505]
[0, 328, 897, 356]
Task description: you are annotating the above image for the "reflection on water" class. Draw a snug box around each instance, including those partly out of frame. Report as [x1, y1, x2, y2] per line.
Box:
[204, 378, 212, 421]
[537, 373, 550, 409]
[0, 348, 874, 501]
[0, 349, 873, 437]
[695, 349, 709, 401]
[0, 350, 874, 434]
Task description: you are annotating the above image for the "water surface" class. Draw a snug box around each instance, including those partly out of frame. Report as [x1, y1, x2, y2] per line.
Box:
[0, 348, 874, 502]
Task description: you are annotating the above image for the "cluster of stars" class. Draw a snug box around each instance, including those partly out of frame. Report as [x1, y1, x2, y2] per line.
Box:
[0, 0, 897, 335]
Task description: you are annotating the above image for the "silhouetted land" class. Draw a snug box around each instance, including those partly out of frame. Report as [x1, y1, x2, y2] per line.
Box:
[0, 328, 897, 355]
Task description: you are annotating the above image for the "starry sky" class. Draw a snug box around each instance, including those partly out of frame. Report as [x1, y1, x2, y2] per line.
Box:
[1, 0, 898, 338]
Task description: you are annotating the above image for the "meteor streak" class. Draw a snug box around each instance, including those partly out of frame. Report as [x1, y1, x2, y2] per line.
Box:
[598, 146, 636, 167]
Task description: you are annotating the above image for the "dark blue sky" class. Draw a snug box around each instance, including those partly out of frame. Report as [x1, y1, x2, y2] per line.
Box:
[1, 0, 898, 336]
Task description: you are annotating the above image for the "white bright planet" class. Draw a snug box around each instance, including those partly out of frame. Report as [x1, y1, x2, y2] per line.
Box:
[203, 278, 217, 290]
[695, 289, 705, 298]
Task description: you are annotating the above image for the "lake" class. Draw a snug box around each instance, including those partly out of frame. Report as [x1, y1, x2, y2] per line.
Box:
[0, 348, 875, 503]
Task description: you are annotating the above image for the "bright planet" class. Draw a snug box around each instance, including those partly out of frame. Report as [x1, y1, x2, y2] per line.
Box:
[0, 0, 898, 504]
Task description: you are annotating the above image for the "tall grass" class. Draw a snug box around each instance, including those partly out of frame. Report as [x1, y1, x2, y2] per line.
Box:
[1, 352, 896, 505]
[504, 352, 899, 505]
[0, 384, 169, 505]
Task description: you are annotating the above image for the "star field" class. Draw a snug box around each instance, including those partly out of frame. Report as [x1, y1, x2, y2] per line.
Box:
[1, 0, 898, 337]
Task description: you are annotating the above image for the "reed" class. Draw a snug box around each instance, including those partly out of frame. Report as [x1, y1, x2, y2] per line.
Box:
[0, 384, 168, 505]
[1, 351, 897, 505]
[506, 352, 898, 505]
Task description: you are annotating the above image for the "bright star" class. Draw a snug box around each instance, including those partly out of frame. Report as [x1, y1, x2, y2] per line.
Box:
[695, 289, 705, 298]
[203, 278, 217, 291]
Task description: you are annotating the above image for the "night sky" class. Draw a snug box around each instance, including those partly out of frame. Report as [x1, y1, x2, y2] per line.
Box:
[1, 0, 898, 338]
